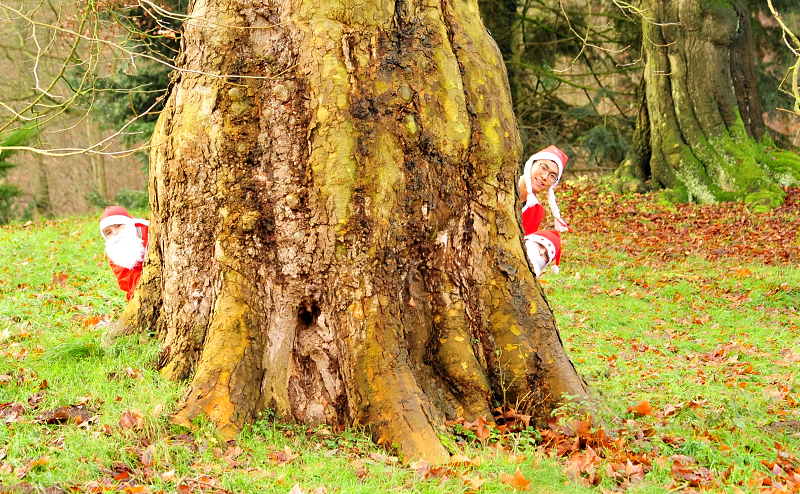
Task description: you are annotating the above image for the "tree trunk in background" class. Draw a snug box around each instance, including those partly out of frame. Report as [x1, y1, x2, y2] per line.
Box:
[114, 0, 589, 461]
[614, 0, 800, 210]
[87, 123, 108, 201]
[34, 154, 52, 217]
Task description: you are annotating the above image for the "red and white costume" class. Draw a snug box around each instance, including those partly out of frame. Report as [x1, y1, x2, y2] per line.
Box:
[519, 145, 569, 275]
[518, 144, 570, 234]
[99, 206, 149, 301]
[525, 230, 562, 277]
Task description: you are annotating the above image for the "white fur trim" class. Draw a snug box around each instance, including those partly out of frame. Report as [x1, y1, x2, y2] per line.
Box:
[523, 156, 535, 207]
[521, 195, 540, 212]
[550, 264, 560, 274]
[99, 215, 134, 235]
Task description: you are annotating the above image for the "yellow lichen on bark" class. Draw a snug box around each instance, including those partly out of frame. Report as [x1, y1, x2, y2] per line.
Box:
[172, 269, 254, 439]
[353, 294, 450, 463]
[127, 0, 592, 464]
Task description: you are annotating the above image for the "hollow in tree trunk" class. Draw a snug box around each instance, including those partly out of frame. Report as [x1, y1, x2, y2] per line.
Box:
[113, 0, 589, 461]
[614, 0, 800, 210]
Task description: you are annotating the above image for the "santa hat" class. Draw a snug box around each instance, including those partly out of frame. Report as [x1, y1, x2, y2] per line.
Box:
[99, 206, 136, 239]
[518, 145, 570, 232]
[527, 230, 562, 274]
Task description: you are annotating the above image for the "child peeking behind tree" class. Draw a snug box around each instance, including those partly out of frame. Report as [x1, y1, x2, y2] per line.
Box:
[518, 144, 570, 235]
[518, 145, 570, 277]
[525, 230, 562, 278]
[99, 206, 149, 301]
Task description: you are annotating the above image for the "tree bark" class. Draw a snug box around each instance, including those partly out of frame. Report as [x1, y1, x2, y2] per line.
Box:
[86, 122, 108, 201]
[115, 0, 589, 461]
[614, 0, 800, 210]
[34, 154, 52, 218]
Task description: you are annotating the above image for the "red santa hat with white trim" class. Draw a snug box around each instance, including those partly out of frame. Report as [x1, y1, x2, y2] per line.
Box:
[518, 145, 570, 232]
[527, 230, 562, 274]
[99, 206, 137, 239]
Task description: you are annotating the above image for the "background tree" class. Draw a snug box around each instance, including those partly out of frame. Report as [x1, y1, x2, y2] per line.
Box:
[0, 126, 34, 223]
[109, 0, 590, 461]
[613, 0, 800, 209]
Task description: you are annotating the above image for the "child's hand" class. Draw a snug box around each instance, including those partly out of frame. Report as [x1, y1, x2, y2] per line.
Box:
[555, 218, 571, 232]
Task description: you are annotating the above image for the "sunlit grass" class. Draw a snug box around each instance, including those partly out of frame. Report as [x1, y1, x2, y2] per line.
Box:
[0, 200, 798, 492]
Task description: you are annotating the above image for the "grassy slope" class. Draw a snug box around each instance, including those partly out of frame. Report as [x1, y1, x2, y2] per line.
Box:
[0, 183, 798, 493]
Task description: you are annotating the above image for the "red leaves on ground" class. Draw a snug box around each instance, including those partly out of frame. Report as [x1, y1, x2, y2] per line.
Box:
[627, 401, 652, 417]
[658, 399, 706, 420]
[267, 445, 297, 466]
[753, 443, 800, 492]
[0, 402, 26, 423]
[492, 406, 532, 433]
[82, 315, 110, 328]
[669, 454, 715, 489]
[409, 456, 486, 490]
[118, 410, 144, 431]
[500, 467, 531, 491]
[446, 415, 493, 441]
[538, 415, 657, 489]
[27, 391, 44, 408]
[51, 272, 68, 287]
[36, 405, 94, 426]
[606, 459, 647, 488]
[564, 446, 602, 486]
[561, 183, 800, 265]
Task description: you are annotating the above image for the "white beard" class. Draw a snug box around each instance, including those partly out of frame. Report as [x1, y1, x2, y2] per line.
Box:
[525, 239, 549, 278]
[105, 224, 145, 269]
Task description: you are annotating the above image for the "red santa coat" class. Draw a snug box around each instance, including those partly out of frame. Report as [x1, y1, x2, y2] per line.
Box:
[108, 223, 149, 301]
[521, 194, 545, 236]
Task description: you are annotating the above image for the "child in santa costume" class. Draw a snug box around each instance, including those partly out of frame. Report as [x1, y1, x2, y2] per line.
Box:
[99, 206, 149, 301]
[525, 230, 562, 278]
[518, 145, 570, 235]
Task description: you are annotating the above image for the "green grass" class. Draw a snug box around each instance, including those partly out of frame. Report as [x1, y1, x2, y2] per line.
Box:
[0, 195, 798, 492]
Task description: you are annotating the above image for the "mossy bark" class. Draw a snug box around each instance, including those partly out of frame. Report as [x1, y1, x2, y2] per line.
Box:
[121, 0, 589, 462]
[614, 0, 800, 210]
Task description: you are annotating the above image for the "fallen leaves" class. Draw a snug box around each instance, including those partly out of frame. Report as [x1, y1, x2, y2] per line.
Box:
[267, 445, 297, 466]
[500, 467, 530, 491]
[627, 401, 652, 418]
[119, 409, 144, 431]
[564, 446, 601, 486]
[669, 454, 714, 489]
[563, 183, 800, 265]
[36, 405, 94, 426]
[0, 402, 26, 423]
[446, 415, 493, 441]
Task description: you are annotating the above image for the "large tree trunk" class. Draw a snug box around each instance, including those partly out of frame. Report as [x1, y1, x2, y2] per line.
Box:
[114, 0, 589, 461]
[614, 0, 800, 210]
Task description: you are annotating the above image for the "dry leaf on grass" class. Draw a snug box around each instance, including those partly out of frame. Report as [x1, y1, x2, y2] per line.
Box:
[500, 467, 530, 491]
[627, 401, 652, 417]
[119, 410, 144, 431]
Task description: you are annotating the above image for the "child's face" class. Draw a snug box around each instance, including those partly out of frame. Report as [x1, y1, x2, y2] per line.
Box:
[521, 159, 559, 196]
[537, 242, 549, 262]
[102, 224, 125, 239]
